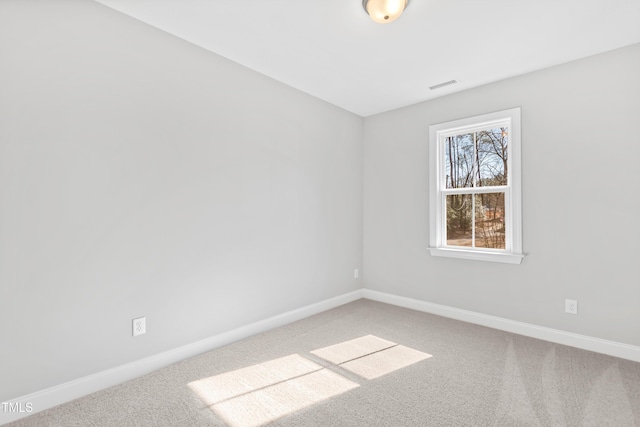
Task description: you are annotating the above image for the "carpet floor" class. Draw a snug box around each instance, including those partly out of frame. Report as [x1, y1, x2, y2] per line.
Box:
[7, 299, 640, 426]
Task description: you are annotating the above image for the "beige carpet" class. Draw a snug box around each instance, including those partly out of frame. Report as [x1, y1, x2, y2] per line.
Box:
[7, 299, 640, 426]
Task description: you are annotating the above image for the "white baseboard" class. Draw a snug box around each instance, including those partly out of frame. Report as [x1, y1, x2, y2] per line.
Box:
[0, 289, 363, 426]
[4, 288, 638, 425]
[362, 289, 640, 363]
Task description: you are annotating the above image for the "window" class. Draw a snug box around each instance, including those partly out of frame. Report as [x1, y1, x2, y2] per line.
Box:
[429, 108, 523, 264]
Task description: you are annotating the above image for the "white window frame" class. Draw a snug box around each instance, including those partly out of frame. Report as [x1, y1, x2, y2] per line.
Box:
[428, 108, 524, 264]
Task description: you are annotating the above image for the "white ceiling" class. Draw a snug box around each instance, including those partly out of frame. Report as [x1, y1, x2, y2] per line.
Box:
[95, 0, 640, 117]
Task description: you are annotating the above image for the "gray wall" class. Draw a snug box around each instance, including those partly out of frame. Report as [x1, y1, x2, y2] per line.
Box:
[2, 0, 638, 406]
[0, 0, 363, 401]
[364, 43, 640, 347]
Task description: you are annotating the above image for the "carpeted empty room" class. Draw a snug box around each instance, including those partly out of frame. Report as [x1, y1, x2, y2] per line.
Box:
[2, 1, 640, 426]
[6, 300, 640, 426]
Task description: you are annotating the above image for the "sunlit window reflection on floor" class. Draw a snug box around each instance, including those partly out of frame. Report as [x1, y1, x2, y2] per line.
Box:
[312, 334, 432, 380]
[189, 336, 431, 426]
[311, 335, 396, 364]
[188, 354, 359, 427]
[340, 344, 432, 379]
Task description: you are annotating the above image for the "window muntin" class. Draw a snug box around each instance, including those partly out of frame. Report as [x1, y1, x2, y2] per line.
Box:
[429, 108, 523, 264]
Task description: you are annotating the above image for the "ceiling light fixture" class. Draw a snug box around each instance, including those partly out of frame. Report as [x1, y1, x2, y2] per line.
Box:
[362, 0, 409, 24]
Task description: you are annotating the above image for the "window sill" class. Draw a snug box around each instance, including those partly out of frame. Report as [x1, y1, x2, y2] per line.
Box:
[428, 247, 524, 264]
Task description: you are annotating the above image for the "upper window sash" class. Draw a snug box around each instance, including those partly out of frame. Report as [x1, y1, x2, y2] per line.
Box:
[440, 124, 511, 190]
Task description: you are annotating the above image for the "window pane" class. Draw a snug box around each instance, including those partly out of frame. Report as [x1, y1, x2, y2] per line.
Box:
[476, 128, 508, 186]
[446, 194, 472, 247]
[474, 193, 505, 249]
[444, 134, 475, 189]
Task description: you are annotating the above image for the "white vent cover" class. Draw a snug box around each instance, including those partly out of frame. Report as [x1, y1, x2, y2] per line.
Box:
[429, 80, 458, 90]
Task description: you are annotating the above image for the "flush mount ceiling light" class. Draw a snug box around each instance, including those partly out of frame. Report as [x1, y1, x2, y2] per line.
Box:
[362, 0, 409, 24]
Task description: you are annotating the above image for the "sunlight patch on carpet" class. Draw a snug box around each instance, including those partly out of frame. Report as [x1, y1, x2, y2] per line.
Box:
[211, 369, 358, 427]
[340, 344, 432, 379]
[310, 334, 397, 364]
[311, 335, 432, 379]
[189, 354, 359, 427]
[190, 336, 432, 426]
[188, 354, 321, 406]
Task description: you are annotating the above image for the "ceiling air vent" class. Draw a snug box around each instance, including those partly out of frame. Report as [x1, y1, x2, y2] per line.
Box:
[429, 80, 458, 90]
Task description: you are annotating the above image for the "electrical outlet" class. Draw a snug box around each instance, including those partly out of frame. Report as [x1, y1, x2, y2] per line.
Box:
[354, 268, 359, 279]
[133, 317, 146, 336]
[565, 299, 578, 315]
